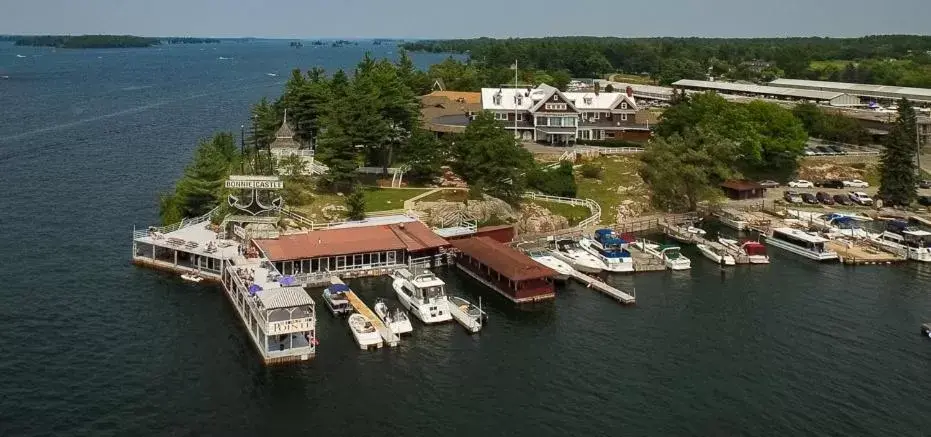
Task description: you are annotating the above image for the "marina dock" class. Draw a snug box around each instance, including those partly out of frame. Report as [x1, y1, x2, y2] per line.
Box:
[825, 240, 906, 265]
[330, 277, 399, 348]
[566, 270, 636, 304]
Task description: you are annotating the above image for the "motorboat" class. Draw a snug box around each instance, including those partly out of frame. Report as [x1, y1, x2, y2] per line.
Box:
[180, 272, 203, 283]
[632, 241, 691, 270]
[373, 299, 413, 335]
[696, 243, 736, 265]
[663, 222, 707, 244]
[578, 229, 634, 273]
[322, 283, 353, 316]
[551, 239, 603, 274]
[719, 238, 770, 264]
[528, 251, 574, 280]
[391, 268, 452, 324]
[713, 209, 749, 231]
[448, 296, 487, 333]
[787, 210, 872, 239]
[763, 227, 838, 261]
[870, 220, 931, 262]
[348, 313, 382, 350]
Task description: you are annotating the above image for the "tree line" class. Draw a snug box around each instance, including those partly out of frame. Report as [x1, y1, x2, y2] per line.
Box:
[14, 35, 161, 48]
[402, 35, 931, 86]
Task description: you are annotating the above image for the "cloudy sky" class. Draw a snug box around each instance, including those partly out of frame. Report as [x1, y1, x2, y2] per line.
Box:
[2, 0, 929, 38]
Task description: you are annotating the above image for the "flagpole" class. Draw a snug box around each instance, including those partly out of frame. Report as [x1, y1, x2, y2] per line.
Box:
[514, 59, 518, 137]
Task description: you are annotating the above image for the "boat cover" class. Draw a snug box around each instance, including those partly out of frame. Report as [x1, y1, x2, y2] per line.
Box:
[328, 283, 350, 293]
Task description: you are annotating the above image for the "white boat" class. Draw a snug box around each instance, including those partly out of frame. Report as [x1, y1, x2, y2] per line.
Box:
[696, 243, 736, 265]
[529, 251, 574, 280]
[663, 223, 707, 244]
[180, 272, 203, 283]
[322, 283, 353, 316]
[870, 221, 931, 262]
[348, 313, 382, 350]
[787, 210, 872, 239]
[632, 241, 691, 270]
[714, 210, 749, 231]
[578, 229, 634, 273]
[448, 296, 486, 333]
[719, 238, 770, 264]
[391, 268, 452, 324]
[763, 227, 838, 261]
[373, 299, 413, 335]
[551, 239, 603, 274]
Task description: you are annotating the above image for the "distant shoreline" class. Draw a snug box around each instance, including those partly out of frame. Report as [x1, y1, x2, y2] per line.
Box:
[8, 35, 221, 49]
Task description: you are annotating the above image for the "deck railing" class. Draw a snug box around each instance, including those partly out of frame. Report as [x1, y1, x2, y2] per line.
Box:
[522, 192, 602, 229]
[133, 205, 221, 239]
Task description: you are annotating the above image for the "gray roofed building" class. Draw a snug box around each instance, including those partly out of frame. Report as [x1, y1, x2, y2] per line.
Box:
[672, 79, 860, 107]
[769, 79, 931, 105]
[257, 286, 315, 310]
[270, 109, 301, 150]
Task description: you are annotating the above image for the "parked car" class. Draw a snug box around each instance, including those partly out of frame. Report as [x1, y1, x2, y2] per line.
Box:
[816, 192, 835, 205]
[849, 191, 874, 206]
[784, 191, 803, 204]
[816, 179, 844, 189]
[801, 193, 818, 204]
[918, 180, 931, 189]
[788, 179, 814, 188]
[804, 149, 817, 156]
[758, 180, 780, 189]
[833, 194, 852, 205]
[843, 179, 870, 188]
[918, 195, 931, 206]
[828, 145, 845, 154]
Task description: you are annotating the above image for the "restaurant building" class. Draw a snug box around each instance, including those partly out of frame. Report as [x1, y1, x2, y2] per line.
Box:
[450, 236, 556, 303]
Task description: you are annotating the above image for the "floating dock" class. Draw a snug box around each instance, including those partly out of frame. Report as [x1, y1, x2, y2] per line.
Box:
[567, 270, 636, 304]
[826, 241, 906, 265]
[330, 277, 399, 348]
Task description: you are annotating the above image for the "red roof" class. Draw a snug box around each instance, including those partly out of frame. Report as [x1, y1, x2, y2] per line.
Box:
[254, 221, 448, 261]
[720, 180, 764, 191]
[450, 236, 556, 281]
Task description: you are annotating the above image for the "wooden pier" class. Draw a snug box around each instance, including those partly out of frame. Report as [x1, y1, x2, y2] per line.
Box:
[330, 277, 399, 348]
[566, 270, 636, 304]
[825, 241, 906, 265]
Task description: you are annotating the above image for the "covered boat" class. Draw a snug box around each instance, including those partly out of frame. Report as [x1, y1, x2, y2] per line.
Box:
[578, 229, 634, 273]
[322, 283, 353, 316]
[719, 238, 770, 264]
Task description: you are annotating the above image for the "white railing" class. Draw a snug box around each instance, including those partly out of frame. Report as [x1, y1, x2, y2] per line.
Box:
[575, 145, 645, 155]
[523, 192, 602, 229]
[133, 205, 221, 239]
[271, 149, 314, 158]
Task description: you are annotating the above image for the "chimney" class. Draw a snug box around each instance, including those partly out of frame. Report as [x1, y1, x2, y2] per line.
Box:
[626, 86, 633, 97]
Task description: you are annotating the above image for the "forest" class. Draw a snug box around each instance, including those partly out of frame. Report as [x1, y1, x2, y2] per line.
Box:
[402, 35, 931, 86]
[13, 35, 160, 48]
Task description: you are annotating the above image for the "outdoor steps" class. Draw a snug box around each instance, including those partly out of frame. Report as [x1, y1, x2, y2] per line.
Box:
[329, 277, 399, 348]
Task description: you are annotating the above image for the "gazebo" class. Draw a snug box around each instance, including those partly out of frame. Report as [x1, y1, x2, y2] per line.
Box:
[270, 109, 301, 151]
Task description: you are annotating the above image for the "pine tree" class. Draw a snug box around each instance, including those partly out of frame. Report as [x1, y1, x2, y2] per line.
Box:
[345, 187, 366, 220]
[452, 111, 533, 204]
[878, 98, 919, 206]
[160, 133, 239, 223]
[315, 118, 359, 193]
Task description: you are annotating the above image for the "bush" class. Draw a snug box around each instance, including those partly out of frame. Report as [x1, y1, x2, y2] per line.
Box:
[579, 163, 603, 179]
[527, 162, 577, 197]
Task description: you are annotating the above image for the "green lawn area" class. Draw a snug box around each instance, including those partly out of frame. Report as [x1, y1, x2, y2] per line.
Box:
[419, 189, 468, 203]
[810, 60, 854, 70]
[575, 155, 651, 223]
[608, 73, 657, 85]
[290, 186, 432, 222]
[528, 200, 592, 226]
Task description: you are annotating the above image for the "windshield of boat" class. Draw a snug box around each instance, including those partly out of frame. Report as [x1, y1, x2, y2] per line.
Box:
[421, 285, 444, 299]
[662, 247, 681, 258]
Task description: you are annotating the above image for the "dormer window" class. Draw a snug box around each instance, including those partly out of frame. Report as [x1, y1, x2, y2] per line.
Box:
[493, 92, 502, 105]
[552, 95, 558, 101]
[621, 102, 628, 109]
[583, 96, 593, 105]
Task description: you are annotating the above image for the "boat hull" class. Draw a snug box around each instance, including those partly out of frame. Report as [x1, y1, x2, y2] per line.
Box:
[870, 238, 931, 262]
[551, 250, 602, 274]
[696, 244, 736, 265]
[392, 279, 453, 324]
[763, 236, 839, 261]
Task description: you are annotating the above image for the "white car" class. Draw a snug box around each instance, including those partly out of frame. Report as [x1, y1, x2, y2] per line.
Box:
[848, 191, 873, 206]
[843, 179, 870, 188]
[788, 180, 814, 188]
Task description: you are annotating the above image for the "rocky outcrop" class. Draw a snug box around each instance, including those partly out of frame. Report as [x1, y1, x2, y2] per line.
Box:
[516, 203, 569, 234]
[411, 195, 518, 227]
[616, 199, 648, 222]
[321, 205, 347, 222]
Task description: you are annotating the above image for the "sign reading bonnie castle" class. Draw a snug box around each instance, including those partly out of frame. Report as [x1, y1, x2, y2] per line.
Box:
[227, 175, 283, 216]
[225, 175, 284, 190]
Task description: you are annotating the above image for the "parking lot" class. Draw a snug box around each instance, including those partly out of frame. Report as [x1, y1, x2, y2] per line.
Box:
[762, 184, 931, 208]
[803, 139, 881, 157]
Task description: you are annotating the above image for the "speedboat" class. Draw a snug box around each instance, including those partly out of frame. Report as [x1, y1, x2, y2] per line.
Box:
[763, 227, 838, 261]
[322, 283, 353, 316]
[663, 223, 707, 244]
[870, 220, 931, 262]
[632, 241, 691, 270]
[719, 238, 770, 264]
[551, 239, 603, 274]
[448, 296, 487, 333]
[180, 272, 203, 283]
[373, 299, 413, 335]
[391, 268, 452, 324]
[348, 313, 382, 350]
[696, 243, 736, 265]
[578, 229, 634, 273]
[528, 251, 574, 280]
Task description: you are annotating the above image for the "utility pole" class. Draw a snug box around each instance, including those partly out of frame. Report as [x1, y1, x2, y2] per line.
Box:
[513, 59, 519, 141]
[240, 124, 245, 174]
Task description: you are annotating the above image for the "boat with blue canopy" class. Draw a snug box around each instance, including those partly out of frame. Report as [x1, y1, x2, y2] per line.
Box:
[322, 283, 353, 316]
[579, 229, 634, 273]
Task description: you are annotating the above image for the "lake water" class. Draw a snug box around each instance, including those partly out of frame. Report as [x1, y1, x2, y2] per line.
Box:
[2, 40, 931, 437]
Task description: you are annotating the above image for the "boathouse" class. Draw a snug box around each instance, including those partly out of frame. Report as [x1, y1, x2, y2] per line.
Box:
[252, 219, 450, 276]
[450, 236, 556, 303]
[720, 180, 766, 201]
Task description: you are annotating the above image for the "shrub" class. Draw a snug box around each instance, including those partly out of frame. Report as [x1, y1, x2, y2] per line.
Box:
[527, 162, 577, 197]
[580, 163, 603, 179]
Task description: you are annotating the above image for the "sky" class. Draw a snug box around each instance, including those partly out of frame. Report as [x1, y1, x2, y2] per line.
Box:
[1, 0, 930, 39]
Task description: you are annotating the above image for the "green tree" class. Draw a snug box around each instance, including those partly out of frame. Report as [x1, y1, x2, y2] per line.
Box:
[279, 154, 307, 177]
[345, 187, 366, 220]
[396, 49, 432, 95]
[744, 100, 807, 173]
[159, 133, 239, 223]
[527, 161, 577, 197]
[401, 128, 445, 183]
[315, 121, 359, 193]
[878, 99, 919, 205]
[281, 68, 331, 145]
[452, 111, 533, 203]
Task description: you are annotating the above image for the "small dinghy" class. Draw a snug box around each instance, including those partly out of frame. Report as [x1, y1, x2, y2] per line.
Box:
[180, 272, 203, 283]
[374, 299, 413, 335]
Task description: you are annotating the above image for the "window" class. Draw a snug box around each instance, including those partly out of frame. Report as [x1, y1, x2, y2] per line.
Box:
[621, 114, 628, 121]
[621, 102, 628, 109]
[592, 112, 599, 120]
[494, 112, 506, 121]
[552, 95, 558, 101]
[516, 113, 523, 121]
[387, 251, 396, 264]
[544, 103, 567, 111]
[536, 116, 548, 126]
[580, 130, 591, 140]
[336, 256, 345, 270]
[354, 254, 363, 266]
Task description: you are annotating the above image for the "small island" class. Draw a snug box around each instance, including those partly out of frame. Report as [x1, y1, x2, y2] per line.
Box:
[12, 35, 220, 49]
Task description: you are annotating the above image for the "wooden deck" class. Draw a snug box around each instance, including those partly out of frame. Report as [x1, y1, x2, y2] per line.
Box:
[566, 270, 635, 304]
[329, 277, 399, 348]
[825, 241, 906, 265]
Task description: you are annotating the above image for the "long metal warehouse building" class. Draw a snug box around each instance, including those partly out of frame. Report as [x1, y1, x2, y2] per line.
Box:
[769, 79, 931, 106]
[672, 79, 860, 106]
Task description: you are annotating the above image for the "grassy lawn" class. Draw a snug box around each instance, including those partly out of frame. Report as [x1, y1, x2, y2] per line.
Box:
[575, 155, 650, 223]
[290, 185, 431, 222]
[418, 189, 469, 203]
[608, 73, 657, 85]
[528, 200, 592, 226]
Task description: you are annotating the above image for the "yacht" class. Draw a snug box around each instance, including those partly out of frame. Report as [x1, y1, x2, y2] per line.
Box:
[322, 283, 353, 316]
[632, 241, 691, 270]
[391, 268, 452, 324]
[348, 313, 382, 350]
[373, 299, 413, 335]
[763, 227, 838, 261]
[788, 210, 872, 238]
[696, 243, 736, 265]
[718, 238, 770, 264]
[551, 239, 603, 274]
[870, 220, 931, 262]
[578, 229, 634, 273]
[528, 251, 574, 280]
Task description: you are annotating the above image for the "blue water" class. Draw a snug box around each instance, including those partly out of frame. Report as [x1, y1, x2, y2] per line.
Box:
[3, 40, 931, 437]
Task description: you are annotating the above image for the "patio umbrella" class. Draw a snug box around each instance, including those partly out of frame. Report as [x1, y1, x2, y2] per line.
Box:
[279, 275, 296, 286]
[248, 284, 262, 293]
